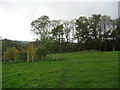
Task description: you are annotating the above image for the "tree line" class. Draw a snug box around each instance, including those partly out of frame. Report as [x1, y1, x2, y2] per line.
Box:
[31, 14, 120, 52]
[2, 14, 120, 62]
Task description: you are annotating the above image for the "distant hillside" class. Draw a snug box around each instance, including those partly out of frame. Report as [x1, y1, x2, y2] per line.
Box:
[2, 38, 30, 54]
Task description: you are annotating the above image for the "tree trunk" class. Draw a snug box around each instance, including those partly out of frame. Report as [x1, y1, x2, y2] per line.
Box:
[112, 43, 115, 51]
[27, 52, 29, 63]
[59, 35, 60, 42]
[14, 59, 16, 62]
[56, 54, 59, 60]
[112, 38, 115, 51]
[32, 56, 34, 62]
[52, 54, 54, 60]
[66, 36, 68, 42]
[62, 35, 64, 42]
[77, 38, 80, 51]
[41, 56, 43, 61]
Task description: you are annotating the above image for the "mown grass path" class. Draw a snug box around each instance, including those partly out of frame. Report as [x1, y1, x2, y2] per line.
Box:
[3, 51, 118, 88]
[59, 60, 73, 88]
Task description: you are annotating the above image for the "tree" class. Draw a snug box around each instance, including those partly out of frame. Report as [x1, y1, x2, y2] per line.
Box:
[51, 20, 61, 41]
[35, 47, 47, 61]
[28, 44, 36, 62]
[63, 20, 72, 42]
[26, 43, 36, 63]
[3, 47, 18, 62]
[31, 15, 51, 43]
[57, 25, 64, 42]
[31, 15, 54, 61]
[89, 14, 102, 50]
[3, 52, 8, 62]
[109, 18, 120, 51]
[75, 16, 89, 50]
[100, 15, 113, 51]
[116, 18, 120, 50]
[17, 51, 27, 62]
[109, 19, 117, 51]
[51, 20, 65, 42]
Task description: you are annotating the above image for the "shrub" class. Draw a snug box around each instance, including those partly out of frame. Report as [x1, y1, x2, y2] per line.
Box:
[17, 51, 27, 62]
[3, 47, 18, 62]
[35, 47, 47, 61]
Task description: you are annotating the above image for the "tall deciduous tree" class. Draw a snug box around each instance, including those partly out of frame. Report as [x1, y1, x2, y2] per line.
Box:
[63, 20, 71, 42]
[75, 16, 89, 50]
[116, 18, 120, 50]
[89, 14, 101, 50]
[51, 20, 61, 41]
[100, 15, 113, 51]
[31, 15, 53, 61]
[31, 15, 51, 45]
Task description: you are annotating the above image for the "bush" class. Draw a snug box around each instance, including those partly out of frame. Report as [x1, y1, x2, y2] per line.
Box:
[17, 52, 27, 62]
[35, 47, 47, 61]
[3, 47, 18, 62]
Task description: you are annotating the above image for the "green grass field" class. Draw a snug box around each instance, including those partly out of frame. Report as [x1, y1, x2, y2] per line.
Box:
[2, 51, 118, 88]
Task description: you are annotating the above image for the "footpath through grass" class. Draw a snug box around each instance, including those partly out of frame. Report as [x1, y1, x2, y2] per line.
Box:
[2, 51, 118, 88]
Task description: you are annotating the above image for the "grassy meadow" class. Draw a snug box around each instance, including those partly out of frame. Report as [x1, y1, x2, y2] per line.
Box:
[2, 51, 118, 88]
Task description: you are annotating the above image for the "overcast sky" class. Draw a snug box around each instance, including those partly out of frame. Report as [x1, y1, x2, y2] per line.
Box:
[0, 0, 119, 41]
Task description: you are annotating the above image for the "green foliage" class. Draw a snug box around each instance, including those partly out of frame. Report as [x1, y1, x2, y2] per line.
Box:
[2, 14, 120, 63]
[2, 51, 118, 88]
[17, 52, 27, 62]
[35, 47, 47, 61]
[3, 47, 18, 62]
[2, 39, 28, 55]
[31, 15, 51, 42]
[31, 14, 120, 52]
